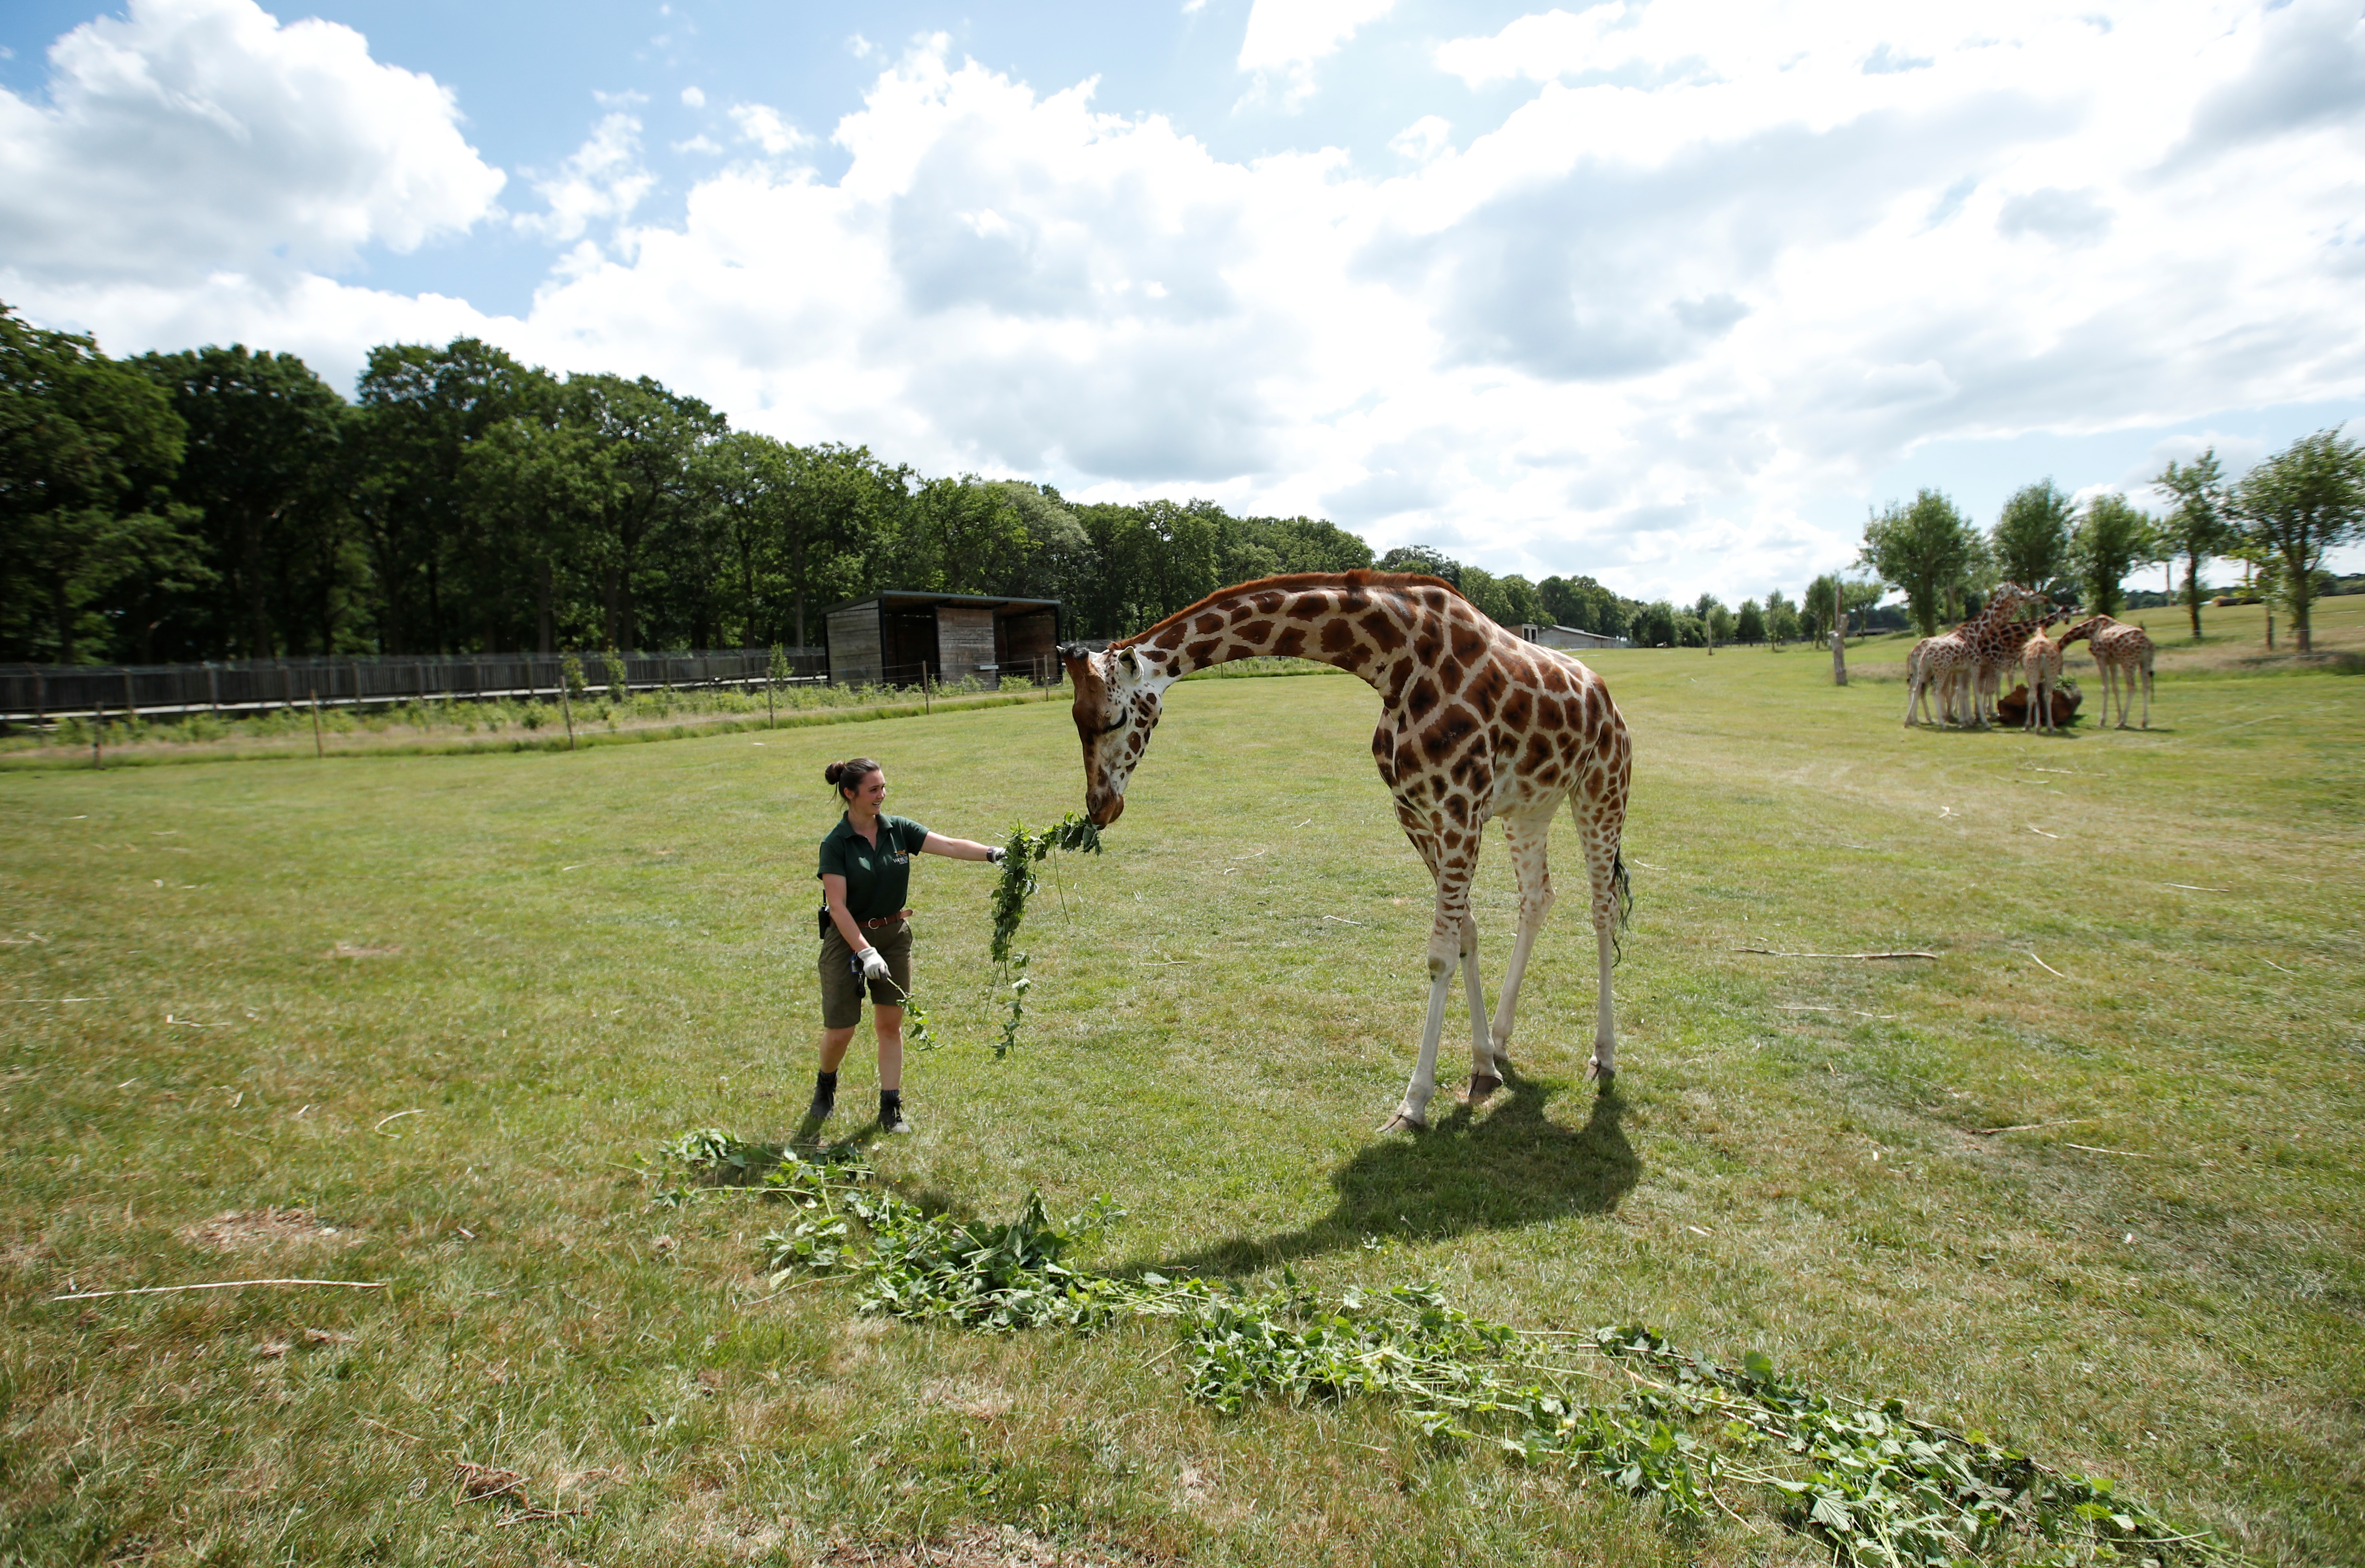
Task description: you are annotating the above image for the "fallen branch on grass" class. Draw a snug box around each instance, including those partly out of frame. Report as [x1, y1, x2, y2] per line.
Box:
[1735, 947, 1937, 960]
[1971, 1118, 2097, 1137]
[373, 1108, 424, 1133]
[52, 1277, 388, 1301]
[2022, 951, 2069, 978]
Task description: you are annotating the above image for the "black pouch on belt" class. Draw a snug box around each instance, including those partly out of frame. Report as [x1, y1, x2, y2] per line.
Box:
[816, 903, 832, 939]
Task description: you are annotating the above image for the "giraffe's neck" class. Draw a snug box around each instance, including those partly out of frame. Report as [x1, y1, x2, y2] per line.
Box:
[1117, 574, 1446, 693]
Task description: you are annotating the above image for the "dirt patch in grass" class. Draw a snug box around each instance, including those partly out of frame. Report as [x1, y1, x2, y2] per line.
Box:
[179, 1207, 352, 1252]
[326, 941, 402, 959]
[819, 1525, 1161, 1566]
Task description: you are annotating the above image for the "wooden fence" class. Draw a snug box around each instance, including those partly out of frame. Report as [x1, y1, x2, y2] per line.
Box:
[1, 648, 828, 725]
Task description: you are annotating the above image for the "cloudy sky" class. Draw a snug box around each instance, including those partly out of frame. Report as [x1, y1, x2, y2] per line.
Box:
[4, 0, 2361, 604]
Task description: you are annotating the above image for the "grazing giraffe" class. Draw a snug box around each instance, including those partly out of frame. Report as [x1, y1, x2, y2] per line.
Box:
[2020, 615, 2066, 732]
[2058, 614, 2156, 727]
[1960, 584, 2050, 727]
[1058, 571, 1633, 1133]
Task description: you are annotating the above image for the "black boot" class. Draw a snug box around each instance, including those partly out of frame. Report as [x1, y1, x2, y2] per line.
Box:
[879, 1089, 912, 1135]
[804, 1069, 837, 1127]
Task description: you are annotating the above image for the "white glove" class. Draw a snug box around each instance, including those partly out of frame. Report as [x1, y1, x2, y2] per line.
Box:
[856, 947, 891, 983]
[986, 846, 1007, 865]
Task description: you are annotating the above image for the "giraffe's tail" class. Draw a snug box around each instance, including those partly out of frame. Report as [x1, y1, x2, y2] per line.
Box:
[1610, 844, 1632, 966]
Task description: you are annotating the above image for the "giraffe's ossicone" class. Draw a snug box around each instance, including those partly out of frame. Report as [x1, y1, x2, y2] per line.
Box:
[1059, 571, 1632, 1134]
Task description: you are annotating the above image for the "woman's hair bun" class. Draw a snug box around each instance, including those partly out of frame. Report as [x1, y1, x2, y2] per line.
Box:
[826, 757, 882, 794]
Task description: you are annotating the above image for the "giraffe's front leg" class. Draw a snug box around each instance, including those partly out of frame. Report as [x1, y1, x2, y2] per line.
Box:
[1383, 854, 1475, 1133]
[1382, 935, 1461, 1134]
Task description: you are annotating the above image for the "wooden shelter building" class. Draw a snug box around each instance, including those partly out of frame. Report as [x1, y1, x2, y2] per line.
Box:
[822, 592, 1062, 690]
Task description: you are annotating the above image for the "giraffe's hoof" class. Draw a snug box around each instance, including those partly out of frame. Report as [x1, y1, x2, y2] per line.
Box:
[1585, 1060, 1616, 1094]
[1378, 1109, 1427, 1135]
[1461, 1073, 1503, 1106]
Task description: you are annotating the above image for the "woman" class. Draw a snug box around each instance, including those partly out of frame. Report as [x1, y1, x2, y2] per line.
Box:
[809, 756, 1004, 1135]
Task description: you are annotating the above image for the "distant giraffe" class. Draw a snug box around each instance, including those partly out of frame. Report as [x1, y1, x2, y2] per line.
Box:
[2020, 615, 2065, 733]
[1060, 572, 1632, 1133]
[1961, 584, 2049, 727]
[2059, 614, 2155, 727]
[1904, 630, 1975, 727]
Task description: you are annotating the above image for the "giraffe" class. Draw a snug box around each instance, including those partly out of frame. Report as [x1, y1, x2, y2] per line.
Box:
[1057, 572, 1632, 1133]
[1961, 584, 2050, 727]
[2020, 615, 2065, 733]
[2058, 614, 2155, 727]
[1901, 585, 2048, 729]
[1904, 630, 1975, 727]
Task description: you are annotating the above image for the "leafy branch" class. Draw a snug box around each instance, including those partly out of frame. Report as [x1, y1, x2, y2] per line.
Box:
[987, 812, 1102, 1056]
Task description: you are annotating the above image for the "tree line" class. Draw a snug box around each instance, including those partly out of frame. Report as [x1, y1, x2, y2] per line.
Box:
[1, 312, 1400, 666]
[1856, 433, 2365, 654]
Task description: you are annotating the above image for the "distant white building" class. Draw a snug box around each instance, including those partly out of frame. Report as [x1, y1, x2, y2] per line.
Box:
[1519, 623, 1625, 651]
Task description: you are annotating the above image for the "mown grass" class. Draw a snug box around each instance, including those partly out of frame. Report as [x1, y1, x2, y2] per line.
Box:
[1, 604, 2359, 1566]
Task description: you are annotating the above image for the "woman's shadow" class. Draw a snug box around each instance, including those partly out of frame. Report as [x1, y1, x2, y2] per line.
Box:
[1119, 1066, 1639, 1279]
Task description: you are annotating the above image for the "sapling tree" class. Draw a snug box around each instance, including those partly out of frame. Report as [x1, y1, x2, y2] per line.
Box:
[2233, 427, 2365, 655]
[1859, 490, 1984, 635]
[2071, 492, 2158, 618]
[2151, 450, 2238, 640]
[1990, 479, 2074, 600]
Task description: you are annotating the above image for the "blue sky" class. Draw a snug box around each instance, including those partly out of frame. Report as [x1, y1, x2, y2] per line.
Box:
[4, 0, 2362, 604]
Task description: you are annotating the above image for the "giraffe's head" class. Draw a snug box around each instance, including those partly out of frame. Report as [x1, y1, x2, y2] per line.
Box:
[1059, 641, 1175, 827]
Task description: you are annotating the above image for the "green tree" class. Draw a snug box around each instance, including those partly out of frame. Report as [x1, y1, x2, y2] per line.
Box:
[563, 373, 728, 651]
[2233, 428, 2365, 655]
[1735, 599, 1765, 644]
[1991, 479, 2074, 598]
[1859, 489, 1983, 635]
[137, 344, 351, 659]
[351, 338, 542, 654]
[1632, 600, 1677, 647]
[2150, 449, 2238, 641]
[0, 307, 204, 663]
[1375, 544, 1460, 585]
[2070, 492, 2156, 619]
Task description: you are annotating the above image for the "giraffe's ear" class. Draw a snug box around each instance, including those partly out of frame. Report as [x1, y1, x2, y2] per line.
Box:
[1118, 647, 1140, 678]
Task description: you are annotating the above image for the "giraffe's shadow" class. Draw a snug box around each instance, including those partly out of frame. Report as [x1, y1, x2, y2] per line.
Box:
[1115, 1067, 1639, 1279]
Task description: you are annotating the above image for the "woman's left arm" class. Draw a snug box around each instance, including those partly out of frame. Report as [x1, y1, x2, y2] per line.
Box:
[920, 832, 1001, 863]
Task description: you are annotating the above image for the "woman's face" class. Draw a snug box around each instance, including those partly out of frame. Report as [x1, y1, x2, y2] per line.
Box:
[845, 768, 889, 814]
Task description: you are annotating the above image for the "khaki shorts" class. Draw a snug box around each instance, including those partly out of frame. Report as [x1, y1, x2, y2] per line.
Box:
[819, 920, 913, 1029]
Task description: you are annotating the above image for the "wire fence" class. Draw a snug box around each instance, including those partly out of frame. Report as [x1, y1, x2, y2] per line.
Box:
[0, 648, 828, 725]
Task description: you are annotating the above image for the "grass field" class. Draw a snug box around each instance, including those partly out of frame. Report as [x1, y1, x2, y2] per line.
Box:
[2, 599, 2359, 1566]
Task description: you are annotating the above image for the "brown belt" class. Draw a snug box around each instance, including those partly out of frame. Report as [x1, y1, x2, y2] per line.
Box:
[852, 910, 912, 930]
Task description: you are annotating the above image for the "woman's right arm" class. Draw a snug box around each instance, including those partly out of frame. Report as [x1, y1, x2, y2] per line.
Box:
[821, 873, 869, 950]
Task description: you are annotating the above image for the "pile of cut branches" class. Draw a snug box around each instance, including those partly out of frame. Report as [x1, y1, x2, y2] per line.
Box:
[659, 1135, 2239, 1568]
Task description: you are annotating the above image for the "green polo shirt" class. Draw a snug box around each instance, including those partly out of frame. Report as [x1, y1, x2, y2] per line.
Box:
[818, 813, 931, 921]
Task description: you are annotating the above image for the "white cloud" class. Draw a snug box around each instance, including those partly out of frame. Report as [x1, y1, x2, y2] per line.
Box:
[512, 112, 653, 243]
[681, 85, 705, 108]
[1390, 114, 1452, 161]
[1237, 0, 1393, 105]
[730, 102, 812, 155]
[0, 0, 502, 285]
[13, 5, 2365, 603]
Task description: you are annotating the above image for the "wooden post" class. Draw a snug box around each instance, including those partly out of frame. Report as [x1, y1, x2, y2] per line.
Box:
[311, 689, 324, 758]
[93, 705, 103, 768]
[123, 667, 137, 722]
[206, 663, 217, 717]
[923, 669, 931, 715]
[560, 680, 575, 751]
[1830, 580, 1848, 686]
